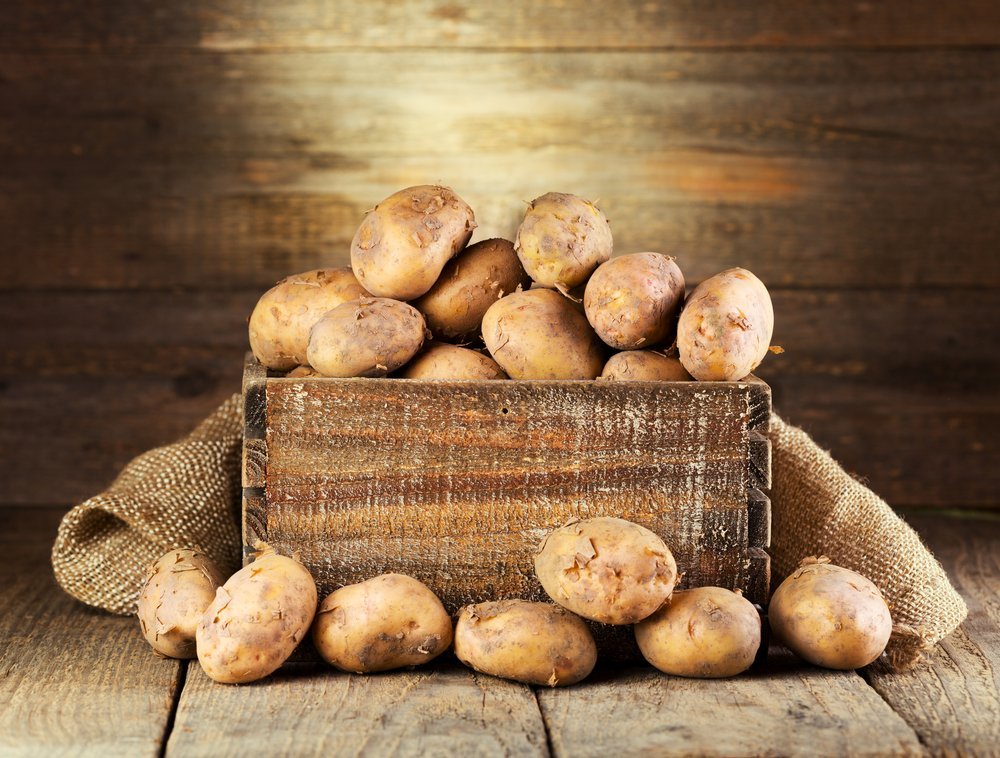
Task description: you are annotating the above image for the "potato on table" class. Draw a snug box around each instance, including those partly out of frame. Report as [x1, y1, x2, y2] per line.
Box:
[584, 253, 685, 350]
[137, 548, 225, 659]
[677, 267, 775, 381]
[399, 343, 507, 380]
[413, 238, 531, 342]
[600, 351, 692, 381]
[307, 297, 426, 378]
[454, 600, 597, 687]
[535, 517, 677, 625]
[248, 267, 370, 371]
[481, 289, 605, 380]
[635, 587, 762, 678]
[312, 574, 452, 673]
[515, 192, 613, 290]
[196, 544, 318, 684]
[768, 557, 892, 670]
[351, 185, 477, 300]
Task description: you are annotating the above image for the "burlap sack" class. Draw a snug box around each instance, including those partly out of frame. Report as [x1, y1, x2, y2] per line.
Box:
[51, 395, 966, 670]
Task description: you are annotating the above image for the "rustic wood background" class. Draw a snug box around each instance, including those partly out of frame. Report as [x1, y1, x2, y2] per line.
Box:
[1, 1, 997, 511]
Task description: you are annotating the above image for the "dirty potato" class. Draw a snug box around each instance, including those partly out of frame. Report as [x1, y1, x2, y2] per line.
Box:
[481, 289, 605, 380]
[535, 517, 677, 625]
[312, 574, 453, 673]
[196, 545, 318, 684]
[351, 185, 477, 300]
[248, 267, 371, 370]
[399, 343, 507, 380]
[454, 600, 597, 687]
[307, 297, 426, 378]
[584, 253, 685, 350]
[599, 351, 692, 381]
[677, 267, 775, 381]
[285, 365, 323, 378]
[768, 557, 893, 670]
[413, 238, 531, 342]
[635, 587, 762, 678]
[137, 548, 225, 659]
[515, 192, 613, 290]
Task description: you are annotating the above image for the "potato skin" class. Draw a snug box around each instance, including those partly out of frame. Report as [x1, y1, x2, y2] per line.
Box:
[285, 365, 322, 378]
[196, 547, 318, 684]
[399, 343, 507, 380]
[413, 238, 531, 342]
[312, 574, 453, 673]
[454, 600, 596, 687]
[481, 289, 605, 380]
[677, 267, 774, 381]
[599, 351, 692, 381]
[351, 185, 477, 300]
[535, 517, 677, 625]
[584, 253, 685, 350]
[515, 192, 613, 289]
[248, 268, 371, 370]
[137, 549, 225, 659]
[307, 297, 426, 378]
[635, 587, 762, 678]
[768, 559, 892, 670]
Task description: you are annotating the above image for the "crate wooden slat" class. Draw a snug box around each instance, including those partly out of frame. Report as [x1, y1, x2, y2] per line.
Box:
[242, 355, 771, 621]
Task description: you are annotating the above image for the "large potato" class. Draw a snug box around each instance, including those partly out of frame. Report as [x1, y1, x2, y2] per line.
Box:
[137, 548, 225, 659]
[584, 253, 685, 350]
[535, 517, 677, 625]
[248, 268, 371, 370]
[515, 192, 613, 289]
[481, 289, 605, 380]
[351, 185, 476, 300]
[307, 297, 426, 378]
[454, 600, 596, 687]
[768, 557, 892, 670]
[677, 267, 774, 381]
[413, 238, 531, 342]
[312, 574, 452, 673]
[196, 545, 318, 684]
[635, 587, 762, 678]
[599, 351, 692, 381]
[399, 343, 507, 380]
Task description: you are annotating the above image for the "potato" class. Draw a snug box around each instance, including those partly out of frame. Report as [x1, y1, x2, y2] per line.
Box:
[677, 267, 774, 381]
[307, 297, 426, 378]
[515, 192, 613, 289]
[196, 545, 317, 684]
[454, 600, 596, 687]
[413, 238, 531, 342]
[768, 557, 892, 670]
[635, 587, 762, 678]
[535, 517, 677, 625]
[399, 343, 507, 380]
[351, 185, 477, 300]
[285, 365, 322, 378]
[599, 351, 692, 381]
[481, 289, 605, 380]
[312, 574, 452, 673]
[137, 548, 225, 659]
[584, 253, 685, 350]
[248, 268, 371, 370]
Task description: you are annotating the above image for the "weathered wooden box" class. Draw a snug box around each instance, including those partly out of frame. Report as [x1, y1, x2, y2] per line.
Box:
[242, 354, 772, 614]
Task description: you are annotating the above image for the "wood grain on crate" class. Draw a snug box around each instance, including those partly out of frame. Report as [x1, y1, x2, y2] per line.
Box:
[242, 356, 772, 618]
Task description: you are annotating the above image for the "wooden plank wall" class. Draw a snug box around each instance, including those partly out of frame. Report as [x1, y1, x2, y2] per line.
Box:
[1, 1, 998, 510]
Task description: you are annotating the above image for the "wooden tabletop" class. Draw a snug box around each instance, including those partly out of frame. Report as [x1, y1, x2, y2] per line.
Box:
[2, 507, 997, 757]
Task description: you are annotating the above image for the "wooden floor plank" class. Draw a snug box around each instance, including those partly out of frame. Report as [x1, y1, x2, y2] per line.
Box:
[166, 663, 549, 757]
[865, 516, 1000, 756]
[538, 655, 923, 757]
[0, 507, 182, 758]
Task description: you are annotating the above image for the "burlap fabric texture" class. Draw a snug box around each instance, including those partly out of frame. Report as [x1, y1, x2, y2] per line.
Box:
[52, 394, 966, 671]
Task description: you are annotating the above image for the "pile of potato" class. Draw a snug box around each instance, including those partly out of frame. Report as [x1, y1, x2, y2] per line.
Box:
[248, 185, 778, 383]
[138, 518, 892, 686]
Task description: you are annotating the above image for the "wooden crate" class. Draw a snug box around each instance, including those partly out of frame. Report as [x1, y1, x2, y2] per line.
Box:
[242, 354, 772, 615]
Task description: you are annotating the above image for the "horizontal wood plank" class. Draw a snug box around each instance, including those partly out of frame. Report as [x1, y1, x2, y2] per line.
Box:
[1, 49, 999, 290]
[2, 0, 998, 50]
